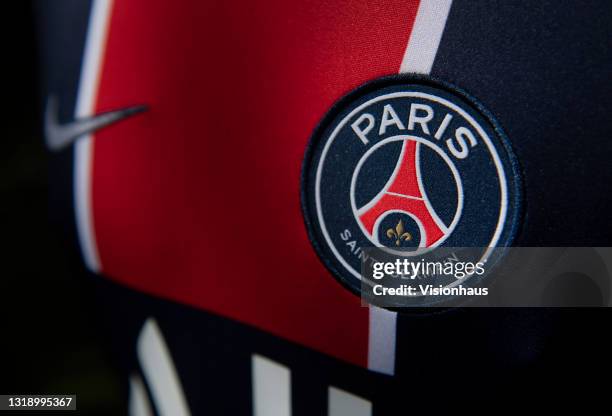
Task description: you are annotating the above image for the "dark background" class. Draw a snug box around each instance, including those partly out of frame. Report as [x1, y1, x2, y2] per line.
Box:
[0, 3, 124, 414]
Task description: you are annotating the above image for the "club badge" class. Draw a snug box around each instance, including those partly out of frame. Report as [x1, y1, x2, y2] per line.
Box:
[301, 76, 522, 299]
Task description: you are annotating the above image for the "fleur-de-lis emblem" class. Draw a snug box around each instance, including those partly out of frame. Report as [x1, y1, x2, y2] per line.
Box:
[386, 219, 412, 246]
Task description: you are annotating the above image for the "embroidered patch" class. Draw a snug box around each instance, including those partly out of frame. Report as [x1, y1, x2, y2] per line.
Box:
[301, 75, 522, 297]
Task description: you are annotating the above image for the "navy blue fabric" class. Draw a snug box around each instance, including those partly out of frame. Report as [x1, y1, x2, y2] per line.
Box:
[33, 0, 92, 122]
[33, 0, 93, 263]
[94, 274, 611, 414]
[432, 0, 612, 245]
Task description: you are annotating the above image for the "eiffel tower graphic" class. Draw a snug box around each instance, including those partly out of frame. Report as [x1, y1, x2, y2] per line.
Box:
[357, 140, 448, 247]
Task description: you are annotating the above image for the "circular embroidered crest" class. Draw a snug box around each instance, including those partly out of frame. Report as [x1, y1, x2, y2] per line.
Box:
[301, 75, 522, 298]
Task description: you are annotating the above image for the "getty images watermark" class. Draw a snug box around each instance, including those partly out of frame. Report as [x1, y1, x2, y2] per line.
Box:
[360, 247, 612, 308]
[370, 257, 488, 297]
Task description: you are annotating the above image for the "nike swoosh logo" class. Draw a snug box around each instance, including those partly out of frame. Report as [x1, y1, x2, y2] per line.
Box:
[45, 95, 147, 151]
